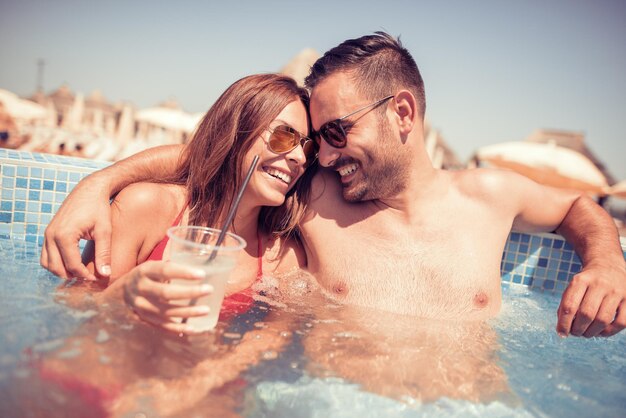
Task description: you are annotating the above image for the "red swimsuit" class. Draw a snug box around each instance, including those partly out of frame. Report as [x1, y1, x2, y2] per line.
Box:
[146, 205, 262, 320]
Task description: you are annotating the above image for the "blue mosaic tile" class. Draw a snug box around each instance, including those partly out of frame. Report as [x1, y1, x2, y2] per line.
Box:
[554, 240, 563, 249]
[15, 189, 26, 199]
[0, 212, 12, 223]
[1, 189, 13, 199]
[16, 177, 27, 188]
[17, 166, 28, 177]
[56, 183, 67, 192]
[41, 203, 52, 213]
[1, 201, 12, 211]
[2, 165, 15, 176]
[43, 180, 54, 190]
[521, 234, 530, 243]
[544, 280, 555, 290]
[31, 167, 42, 177]
[538, 258, 548, 267]
[13, 212, 24, 222]
[26, 224, 38, 234]
[42, 191, 53, 202]
[29, 179, 42, 189]
[44, 169, 55, 179]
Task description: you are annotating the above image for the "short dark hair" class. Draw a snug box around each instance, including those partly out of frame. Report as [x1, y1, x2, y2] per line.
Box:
[305, 32, 426, 119]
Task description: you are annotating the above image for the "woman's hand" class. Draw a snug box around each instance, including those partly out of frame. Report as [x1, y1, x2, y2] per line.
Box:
[121, 261, 212, 334]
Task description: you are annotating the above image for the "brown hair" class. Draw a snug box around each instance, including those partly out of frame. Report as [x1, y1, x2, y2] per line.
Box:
[170, 73, 315, 239]
[305, 31, 426, 119]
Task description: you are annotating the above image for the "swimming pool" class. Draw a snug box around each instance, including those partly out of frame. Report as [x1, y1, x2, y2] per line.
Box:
[1, 149, 625, 417]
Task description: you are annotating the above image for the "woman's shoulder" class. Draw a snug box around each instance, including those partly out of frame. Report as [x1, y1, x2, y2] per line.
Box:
[114, 182, 187, 219]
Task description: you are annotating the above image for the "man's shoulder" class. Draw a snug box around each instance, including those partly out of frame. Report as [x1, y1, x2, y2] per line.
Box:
[449, 167, 520, 200]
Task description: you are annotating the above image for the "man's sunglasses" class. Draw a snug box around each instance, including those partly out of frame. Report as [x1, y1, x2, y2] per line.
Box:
[311, 95, 394, 149]
[267, 125, 318, 167]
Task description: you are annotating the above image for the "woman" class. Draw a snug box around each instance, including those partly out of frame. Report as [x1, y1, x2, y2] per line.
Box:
[83, 73, 317, 333]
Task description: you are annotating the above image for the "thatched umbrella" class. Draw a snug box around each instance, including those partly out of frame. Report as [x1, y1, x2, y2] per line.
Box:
[606, 180, 626, 199]
[280, 48, 320, 86]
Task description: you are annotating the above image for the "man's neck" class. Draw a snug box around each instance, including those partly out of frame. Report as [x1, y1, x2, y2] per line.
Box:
[376, 152, 444, 224]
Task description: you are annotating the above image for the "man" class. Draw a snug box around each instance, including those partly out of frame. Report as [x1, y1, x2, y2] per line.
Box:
[41, 32, 626, 338]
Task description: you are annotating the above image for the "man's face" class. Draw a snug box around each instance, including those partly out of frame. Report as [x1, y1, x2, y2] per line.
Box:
[310, 72, 410, 202]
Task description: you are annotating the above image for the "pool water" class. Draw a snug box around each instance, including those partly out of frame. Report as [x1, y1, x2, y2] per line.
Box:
[0, 237, 624, 417]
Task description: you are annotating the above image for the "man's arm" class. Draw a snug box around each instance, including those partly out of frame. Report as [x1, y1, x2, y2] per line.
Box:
[554, 195, 626, 337]
[496, 170, 626, 338]
[41, 144, 183, 280]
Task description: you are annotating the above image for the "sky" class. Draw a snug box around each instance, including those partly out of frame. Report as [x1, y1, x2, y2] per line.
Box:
[1, 0, 625, 180]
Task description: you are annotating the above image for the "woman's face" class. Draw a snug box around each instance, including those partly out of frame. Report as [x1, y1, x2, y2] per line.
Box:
[244, 99, 310, 208]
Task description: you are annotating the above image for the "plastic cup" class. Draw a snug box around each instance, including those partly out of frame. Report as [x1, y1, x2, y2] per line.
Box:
[166, 226, 247, 331]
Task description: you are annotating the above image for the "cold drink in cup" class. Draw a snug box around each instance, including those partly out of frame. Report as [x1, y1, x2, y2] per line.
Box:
[166, 226, 246, 331]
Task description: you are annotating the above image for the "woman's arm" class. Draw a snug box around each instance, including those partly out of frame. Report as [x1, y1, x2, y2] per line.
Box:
[41, 144, 184, 280]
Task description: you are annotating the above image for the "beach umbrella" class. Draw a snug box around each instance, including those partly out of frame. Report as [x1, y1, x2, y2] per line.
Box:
[135, 107, 200, 134]
[475, 141, 608, 194]
[116, 104, 135, 143]
[0, 88, 47, 121]
[62, 92, 85, 131]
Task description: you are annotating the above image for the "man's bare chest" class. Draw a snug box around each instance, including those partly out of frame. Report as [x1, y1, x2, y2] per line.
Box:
[305, 224, 505, 320]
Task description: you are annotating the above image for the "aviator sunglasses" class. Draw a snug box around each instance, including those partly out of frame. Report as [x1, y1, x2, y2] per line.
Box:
[267, 125, 318, 168]
[311, 95, 394, 149]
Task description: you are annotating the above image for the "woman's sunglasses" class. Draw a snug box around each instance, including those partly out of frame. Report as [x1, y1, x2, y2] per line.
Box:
[267, 125, 318, 168]
[311, 95, 394, 149]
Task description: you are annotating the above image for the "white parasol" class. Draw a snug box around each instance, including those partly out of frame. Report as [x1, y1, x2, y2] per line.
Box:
[475, 141, 609, 194]
[0, 88, 47, 121]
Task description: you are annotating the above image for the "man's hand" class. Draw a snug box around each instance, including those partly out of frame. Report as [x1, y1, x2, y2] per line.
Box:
[40, 178, 112, 280]
[556, 262, 626, 337]
[120, 261, 211, 334]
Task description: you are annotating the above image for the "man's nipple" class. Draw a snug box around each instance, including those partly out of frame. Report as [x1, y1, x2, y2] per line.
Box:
[473, 291, 489, 309]
[332, 281, 349, 296]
